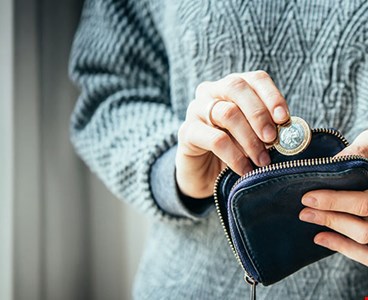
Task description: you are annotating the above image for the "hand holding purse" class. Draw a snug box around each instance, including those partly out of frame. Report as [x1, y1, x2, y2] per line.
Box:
[214, 116, 368, 299]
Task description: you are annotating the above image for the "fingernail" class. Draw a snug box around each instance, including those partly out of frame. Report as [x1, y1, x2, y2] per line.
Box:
[302, 196, 318, 207]
[299, 211, 316, 222]
[259, 150, 271, 166]
[262, 124, 276, 142]
[315, 236, 330, 248]
[274, 106, 289, 122]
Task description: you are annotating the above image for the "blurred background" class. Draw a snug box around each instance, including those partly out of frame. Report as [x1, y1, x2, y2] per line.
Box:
[0, 0, 149, 299]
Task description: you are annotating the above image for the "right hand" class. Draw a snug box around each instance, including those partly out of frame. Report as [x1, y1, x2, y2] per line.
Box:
[176, 71, 290, 199]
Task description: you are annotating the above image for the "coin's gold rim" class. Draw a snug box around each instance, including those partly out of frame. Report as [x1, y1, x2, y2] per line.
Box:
[274, 116, 312, 156]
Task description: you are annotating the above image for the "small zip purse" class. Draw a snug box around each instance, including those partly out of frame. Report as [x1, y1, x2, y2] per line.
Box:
[214, 117, 368, 299]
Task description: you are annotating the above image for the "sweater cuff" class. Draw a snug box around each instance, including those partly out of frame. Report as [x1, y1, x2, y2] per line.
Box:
[150, 145, 214, 219]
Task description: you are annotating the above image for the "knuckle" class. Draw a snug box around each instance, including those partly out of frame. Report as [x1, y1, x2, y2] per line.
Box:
[326, 197, 335, 211]
[357, 225, 368, 244]
[250, 107, 268, 120]
[195, 81, 211, 97]
[224, 73, 239, 81]
[358, 197, 368, 217]
[250, 70, 270, 80]
[177, 122, 191, 144]
[247, 135, 262, 151]
[229, 155, 245, 169]
[186, 100, 196, 116]
[268, 91, 285, 106]
[324, 213, 334, 228]
[211, 132, 229, 150]
[224, 76, 249, 90]
[221, 103, 241, 123]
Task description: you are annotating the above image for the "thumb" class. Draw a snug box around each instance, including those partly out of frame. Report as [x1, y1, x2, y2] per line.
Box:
[335, 130, 368, 158]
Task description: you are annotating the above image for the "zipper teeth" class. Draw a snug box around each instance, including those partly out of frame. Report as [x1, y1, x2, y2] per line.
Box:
[313, 128, 349, 146]
[213, 128, 361, 284]
[232, 129, 351, 192]
[231, 154, 366, 193]
[213, 167, 254, 281]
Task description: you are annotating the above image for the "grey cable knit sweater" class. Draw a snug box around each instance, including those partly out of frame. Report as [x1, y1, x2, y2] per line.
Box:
[69, 0, 368, 299]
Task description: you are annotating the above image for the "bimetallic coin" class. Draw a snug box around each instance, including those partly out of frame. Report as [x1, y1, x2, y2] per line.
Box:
[274, 116, 311, 156]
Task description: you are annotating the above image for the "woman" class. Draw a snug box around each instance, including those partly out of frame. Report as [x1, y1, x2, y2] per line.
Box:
[69, 0, 368, 298]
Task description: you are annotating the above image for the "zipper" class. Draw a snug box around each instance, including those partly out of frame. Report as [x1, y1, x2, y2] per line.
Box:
[231, 128, 350, 193]
[214, 166, 258, 298]
[214, 167, 257, 286]
[230, 154, 367, 194]
[213, 128, 365, 298]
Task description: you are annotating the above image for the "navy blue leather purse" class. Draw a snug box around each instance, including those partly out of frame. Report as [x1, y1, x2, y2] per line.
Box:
[214, 124, 368, 299]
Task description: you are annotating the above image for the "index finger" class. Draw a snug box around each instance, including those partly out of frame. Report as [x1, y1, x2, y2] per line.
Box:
[241, 71, 290, 124]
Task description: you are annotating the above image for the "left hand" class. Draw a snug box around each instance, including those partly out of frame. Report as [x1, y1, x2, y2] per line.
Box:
[299, 130, 368, 266]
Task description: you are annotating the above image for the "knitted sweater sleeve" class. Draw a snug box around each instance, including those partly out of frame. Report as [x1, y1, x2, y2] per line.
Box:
[69, 0, 212, 224]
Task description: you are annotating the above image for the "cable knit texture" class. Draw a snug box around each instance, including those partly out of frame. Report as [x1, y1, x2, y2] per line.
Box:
[69, 0, 368, 299]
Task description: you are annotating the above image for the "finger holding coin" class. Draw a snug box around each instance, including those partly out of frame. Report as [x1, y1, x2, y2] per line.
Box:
[176, 71, 291, 199]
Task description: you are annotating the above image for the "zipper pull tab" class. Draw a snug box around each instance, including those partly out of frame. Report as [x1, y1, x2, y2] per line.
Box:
[244, 275, 257, 300]
[250, 281, 256, 300]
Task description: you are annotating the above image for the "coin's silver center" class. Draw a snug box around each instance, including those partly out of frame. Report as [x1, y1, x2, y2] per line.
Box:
[279, 123, 305, 150]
